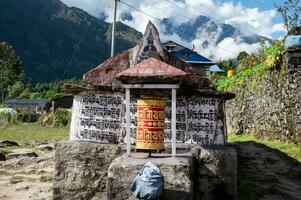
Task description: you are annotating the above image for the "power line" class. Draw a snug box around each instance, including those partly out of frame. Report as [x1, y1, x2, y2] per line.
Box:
[120, 0, 238, 56]
[62, 0, 103, 78]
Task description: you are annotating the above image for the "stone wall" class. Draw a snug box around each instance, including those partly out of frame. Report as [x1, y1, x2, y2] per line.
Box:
[53, 141, 122, 200]
[226, 47, 301, 146]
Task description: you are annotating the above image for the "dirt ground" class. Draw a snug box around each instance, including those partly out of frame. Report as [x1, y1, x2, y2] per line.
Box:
[0, 144, 53, 200]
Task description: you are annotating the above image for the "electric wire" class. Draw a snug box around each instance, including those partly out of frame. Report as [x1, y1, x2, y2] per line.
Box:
[62, 0, 103, 78]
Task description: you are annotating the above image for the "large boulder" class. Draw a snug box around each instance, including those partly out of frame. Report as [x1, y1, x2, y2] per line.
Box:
[193, 145, 237, 200]
[53, 141, 123, 200]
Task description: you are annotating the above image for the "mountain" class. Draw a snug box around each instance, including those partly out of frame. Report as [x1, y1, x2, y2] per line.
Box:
[0, 0, 142, 83]
[162, 15, 269, 53]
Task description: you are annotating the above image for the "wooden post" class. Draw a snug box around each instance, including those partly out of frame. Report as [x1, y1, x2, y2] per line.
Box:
[172, 88, 176, 156]
[125, 88, 131, 156]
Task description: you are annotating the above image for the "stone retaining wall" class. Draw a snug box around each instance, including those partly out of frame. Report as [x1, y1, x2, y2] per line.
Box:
[226, 48, 301, 146]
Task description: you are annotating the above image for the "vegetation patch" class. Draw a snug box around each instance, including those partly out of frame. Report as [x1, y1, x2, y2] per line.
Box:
[0, 123, 69, 141]
[41, 109, 71, 127]
[228, 134, 301, 162]
[213, 42, 284, 92]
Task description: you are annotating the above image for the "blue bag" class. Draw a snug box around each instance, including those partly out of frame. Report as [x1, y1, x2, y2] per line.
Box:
[131, 162, 164, 200]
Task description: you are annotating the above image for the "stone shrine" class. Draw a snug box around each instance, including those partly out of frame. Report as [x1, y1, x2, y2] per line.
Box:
[54, 21, 237, 200]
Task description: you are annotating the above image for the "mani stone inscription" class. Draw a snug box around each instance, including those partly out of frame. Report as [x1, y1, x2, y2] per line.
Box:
[70, 93, 123, 143]
[125, 96, 224, 145]
[70, 93, 225, 145]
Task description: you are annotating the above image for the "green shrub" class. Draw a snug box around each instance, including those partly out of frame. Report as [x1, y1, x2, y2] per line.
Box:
[17, 111, 39, 123]
[214, 41, 285, 92]
[15, 108, 39, 123]
[0, 111, 18, 124]
[53, 109, 71, 127]
[41, 108, 71, 127]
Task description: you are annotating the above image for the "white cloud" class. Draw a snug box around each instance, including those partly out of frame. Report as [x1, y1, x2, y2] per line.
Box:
[61, 0, 285, 60]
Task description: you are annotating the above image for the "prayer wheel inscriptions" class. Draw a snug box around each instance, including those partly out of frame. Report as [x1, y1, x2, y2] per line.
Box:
[136, 99, 166, 150]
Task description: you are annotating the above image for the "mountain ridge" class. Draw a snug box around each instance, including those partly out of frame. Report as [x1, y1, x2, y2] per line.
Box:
[0, 0, 142, 83]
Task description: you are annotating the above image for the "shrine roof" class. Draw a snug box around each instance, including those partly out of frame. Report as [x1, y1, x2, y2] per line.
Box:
[116, 57, 187, 82]
[82, 21, 214, 92]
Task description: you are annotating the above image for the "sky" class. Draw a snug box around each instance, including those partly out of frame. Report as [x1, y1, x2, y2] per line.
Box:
[61, 0, 287, 60]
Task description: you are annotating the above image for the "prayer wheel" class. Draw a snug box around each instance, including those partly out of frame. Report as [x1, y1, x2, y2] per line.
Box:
[136, 98, 166, 150]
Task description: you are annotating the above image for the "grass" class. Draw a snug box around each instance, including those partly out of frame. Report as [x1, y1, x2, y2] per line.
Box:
[228, 134, 301, 162]
[0, 122, 69, 142]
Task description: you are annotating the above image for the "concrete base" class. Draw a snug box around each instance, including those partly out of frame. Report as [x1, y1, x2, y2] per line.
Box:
[107, 153, 194, 200]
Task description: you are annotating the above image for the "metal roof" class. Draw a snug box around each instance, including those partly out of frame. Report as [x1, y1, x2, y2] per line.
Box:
[174, 48, 214, 64]
[4, 99, 48, 107]
[116, 57, 187, 81]
[210, 65, 225, 72]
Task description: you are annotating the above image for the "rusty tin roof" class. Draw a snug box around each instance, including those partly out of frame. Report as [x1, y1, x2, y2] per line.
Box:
[116, 57, 187, 82]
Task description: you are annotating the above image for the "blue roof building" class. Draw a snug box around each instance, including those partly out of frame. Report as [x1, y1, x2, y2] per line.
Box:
[162, 41, 215, 76]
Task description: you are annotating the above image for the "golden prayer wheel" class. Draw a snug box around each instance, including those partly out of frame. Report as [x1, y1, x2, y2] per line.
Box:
[227, 70, 235, 77]
[136, 98, 166, 150]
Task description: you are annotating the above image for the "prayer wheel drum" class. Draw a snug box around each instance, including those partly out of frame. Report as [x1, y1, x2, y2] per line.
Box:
[136, 99, 166, 151]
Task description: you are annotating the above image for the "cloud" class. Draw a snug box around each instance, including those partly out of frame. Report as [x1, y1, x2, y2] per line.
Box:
[61, 0, 285, 60]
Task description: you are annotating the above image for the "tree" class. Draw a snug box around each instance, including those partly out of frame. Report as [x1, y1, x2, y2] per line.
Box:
[237, 51, 248, 63]
[218, 59, 236, 72]
[276, 0, 301, 35]
[7, 81, 25, 99]
[0, 42, 24, 102]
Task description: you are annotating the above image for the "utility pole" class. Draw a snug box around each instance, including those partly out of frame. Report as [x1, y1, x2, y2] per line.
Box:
[111, 0, 119, 57]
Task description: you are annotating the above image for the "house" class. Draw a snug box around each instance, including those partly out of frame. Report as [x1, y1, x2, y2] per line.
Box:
[162, 41, 215, 76]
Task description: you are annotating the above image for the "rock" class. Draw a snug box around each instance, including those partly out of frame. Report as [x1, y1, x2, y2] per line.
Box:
[36, 156, 52, 163]
[10, 176, 23, 184]
[107, 153, 193, 200]
[35, 144, 54, 151]
[0, 140, 19, 147]
[193, 145, 238, 200]
[6, 149, 38, 159]
[15, 185, 30, 191]
[53, 141, 123, 200]
[0, 152, 5, 161]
